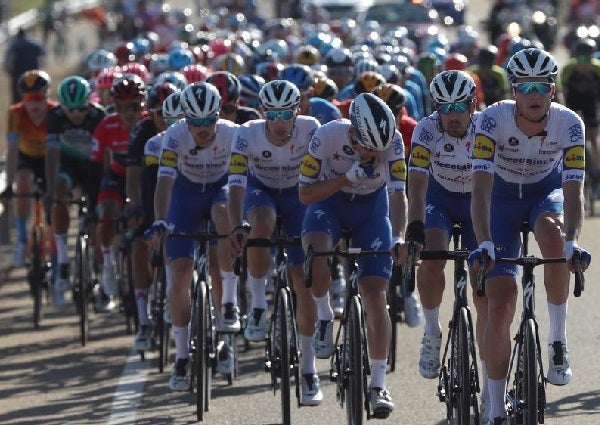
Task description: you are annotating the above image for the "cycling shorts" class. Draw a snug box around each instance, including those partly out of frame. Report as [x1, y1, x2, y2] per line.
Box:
[302, 186, 393, 280]
[17, 151, 45, 189]
[97, 169, 125, 208]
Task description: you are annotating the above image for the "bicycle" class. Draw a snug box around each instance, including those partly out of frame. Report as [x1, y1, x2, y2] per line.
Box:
[70, 196, 98, 346]
[115, 214, 137, 335]
[305, 229, 392, 424]
[477, 221, 585, 425]
[169, 221, 230, 422]
[387, 262, 412, 372]
[148, 243, 170, 371]
[236, 216, 302, 425]
[415, 223, 481, 425]
[5, 186, 53, 328]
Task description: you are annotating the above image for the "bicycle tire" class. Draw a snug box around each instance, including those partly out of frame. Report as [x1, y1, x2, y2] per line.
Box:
[30, 231, 43, 328]
[157, 267, 169, 373]
[193, 280, 208, 421]
[387, 266, 401, 372]
[518, 319, 538, 425]
[275, 288, 291, 425]
[77, 235, 90, 346]
[451, 307, 471, 425]
[346, 295, 364, 425]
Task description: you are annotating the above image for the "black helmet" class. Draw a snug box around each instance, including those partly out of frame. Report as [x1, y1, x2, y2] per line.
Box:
[572, 38, 597, 58]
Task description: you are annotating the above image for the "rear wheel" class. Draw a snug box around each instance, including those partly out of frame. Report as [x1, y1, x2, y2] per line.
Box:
[518, 319, 538, 425]
[194, 280, 212, 421]
[451, 307, 471, 425]
[346, 295, 364, 425]
[156, 267, 169, 373]
[76, 236, 91, 346]
[30, 233, 43, 328]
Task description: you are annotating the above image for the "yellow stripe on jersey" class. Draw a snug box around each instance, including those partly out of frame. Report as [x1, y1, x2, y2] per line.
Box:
[564, 146, 585, 169]
[409, 145, 430, 168]
[473, 135, 495, 160]
[229, 153, 248, 174]
[160, 150, 178, 168]
[389, 159, 407, 181]
[300, 154, 321, 178]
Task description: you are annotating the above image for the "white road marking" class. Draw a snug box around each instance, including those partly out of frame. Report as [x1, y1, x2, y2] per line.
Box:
[108, 348, 152, 425]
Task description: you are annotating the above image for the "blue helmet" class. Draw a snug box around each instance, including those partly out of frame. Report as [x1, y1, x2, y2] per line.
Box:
[168, 48, 195, 71]
[278, 64, 313, 90]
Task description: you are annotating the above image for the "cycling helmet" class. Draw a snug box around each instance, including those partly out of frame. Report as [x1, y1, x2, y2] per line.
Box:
[153, 71, 188, 91]
[149, 54, 170, 76]
[86, 49, 117, 73]
[256, 61, 284, 82]
[18, 69, 51, 93]
[168, 47, 195, 71]
[373, 83, 406, 113]
[111, 74, 146, 101]
[120, 62, 151, 84]
[417, 52, 441, 80]
[313, 78, 338, 100]
[130, 36, 151, 57]
[259, 80, 301, 109]
[180, 82, 221, 118]
[353, 59, 381, 79]
[506, 48, 558, 82]
[324, 47, 354, 68]
[354, 71, 386, 95]
[278, 64, 313, 90]
[206, 71, 241, 103]
[57, 76, 91, 109]
[380, 64, 401, 84]
[147, 82, 178, 110]
[95, 67, 122, 90]
[181, 64, 211, 83]
[430, 70, 476, 103]
[114, 42, 136, 65]
[295, 45, 320, 66]
[162, 92, 184, 119]
[572, 38, 597, 58]
[443, 53, 469, 71]
[212, 53, 246, 75]
[349, 93, 396, 152]
[478, 46, 498, 68]
[239, 74, 265, 108]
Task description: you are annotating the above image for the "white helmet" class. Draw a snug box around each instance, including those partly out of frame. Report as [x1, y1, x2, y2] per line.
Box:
[180, 82, 221, 118]
[430, 70, 476, 104]
[506, 48, 558, 83]
[349, 92, 396, 152]
[259, 80, 300, 109]
[162, 92, 184, 118]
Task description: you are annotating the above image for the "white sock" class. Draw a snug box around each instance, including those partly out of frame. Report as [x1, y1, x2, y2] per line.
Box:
[172, 325, 189, 360]
[547, 301, 567, 344]
[55, 233, 69, 264]
[299, 333, 316, 375]
[102, 245, 115, 267]
[488, 377, 507, 419]
[369, 359, 388, 389]
[136, 288, 149, 326]
[313, 293, 334, 321]
[423, 306, 442, 336]
[221, 270, 238, 305]
[248, 274, 267, 310]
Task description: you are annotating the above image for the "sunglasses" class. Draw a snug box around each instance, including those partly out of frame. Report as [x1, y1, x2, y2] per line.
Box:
[437, 101, 470, 115]
[165, 117, 180, 126]
[116, 102, 143, 112]
[264, 109, 295, 121]
[64, 105, 89, 113]
[220, 104, 237, 115]
[512, 82, 553, 95]
[185, 115, 218, 127]
[22, 92, 46, 102]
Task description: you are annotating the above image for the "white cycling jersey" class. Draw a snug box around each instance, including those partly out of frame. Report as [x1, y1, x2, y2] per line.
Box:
[473, 101, 585, 193]
[299, 119, 406, 196]
[157, 119, 239, 184]
[409, 111, 480, 194]
[228, 116, 320, 190]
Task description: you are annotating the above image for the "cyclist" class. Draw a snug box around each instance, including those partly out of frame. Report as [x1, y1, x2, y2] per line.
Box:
[400, 70, 487, 391]
[467, 45, 510, 107]
[469, 48, 591, 425]
[125, 82, 179, 350]
[3, 70, 57, 268]
[89, 73, 147, 312]
[226, 80, 322, 405]
[299, 92, 407, 417]
[45, 75, 106, 307]
[150, 82, 240, 390]
[205, 71, 261, 124]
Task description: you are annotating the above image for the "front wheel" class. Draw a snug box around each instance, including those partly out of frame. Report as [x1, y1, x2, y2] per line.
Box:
[275, 288, 291, 425]
[516, 319, 538, 425]
[451, 307, 471, 425]
[346, 295, 364, 425]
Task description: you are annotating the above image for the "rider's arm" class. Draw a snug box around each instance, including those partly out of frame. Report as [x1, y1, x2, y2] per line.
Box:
[389, 191, 407, 241]
[44, 139, 59, 200]
[470, 170, 494, 244]
[153, 175, 174, 221]
[298, 175, 348, 205]
[407, 170, 428, 223]
[227, 185, 246, 227]
[562, 180, 584, 243]
[5, 108, 20, 189]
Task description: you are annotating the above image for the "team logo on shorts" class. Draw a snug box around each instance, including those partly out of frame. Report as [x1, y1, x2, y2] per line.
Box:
[409, 145, 430, 168]
[229, 154, 248, 174]
[389, 159, 407, 181]
[160, 150, 178, 168]
[300, 154, 321, 177]
[473, 135, 494, 159]
[564, 146, 585, 169]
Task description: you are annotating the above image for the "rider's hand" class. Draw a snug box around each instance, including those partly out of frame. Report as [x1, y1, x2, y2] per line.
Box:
[345, 160, 377, 184]
[468, 241, 495, 272]
[144, 220, 173, 250]
[0, 185, 13, 200]
[228, 221, 250, 257]
[565, 240, 591, 272]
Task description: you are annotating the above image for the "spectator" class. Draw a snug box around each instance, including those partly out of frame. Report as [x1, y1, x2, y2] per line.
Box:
[4, 28, 46, 104]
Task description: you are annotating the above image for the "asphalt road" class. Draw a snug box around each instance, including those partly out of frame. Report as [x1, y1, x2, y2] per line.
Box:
[1, 2, 598, 425]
